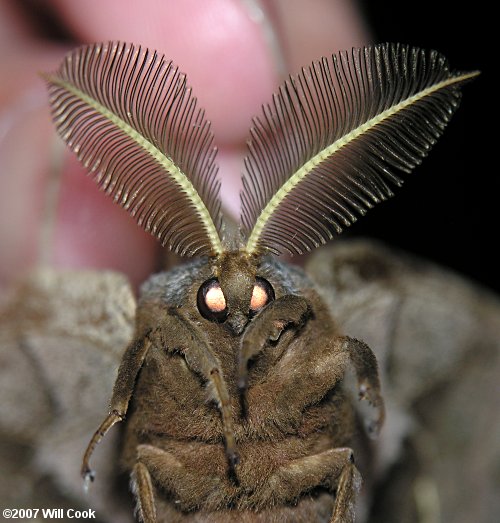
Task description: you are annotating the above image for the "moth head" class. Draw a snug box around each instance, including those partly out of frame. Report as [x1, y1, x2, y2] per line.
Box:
[43, 41, 478, 273]
[197, 251, 275, 335]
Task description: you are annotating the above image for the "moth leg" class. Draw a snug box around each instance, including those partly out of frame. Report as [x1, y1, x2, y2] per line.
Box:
[81, 335, 152, 482]
[264, 447, 360, 523]
[337, 336, 385, 437]
[158, 311, 238, 472]
[133, 444, 223, 513]
[244, 333, 384, 442]
[330, 459, 360, 523]
[238, 294, 310, 391]
[131, 461, 157, 523]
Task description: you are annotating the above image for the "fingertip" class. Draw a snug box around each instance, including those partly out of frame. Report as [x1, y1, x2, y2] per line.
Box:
[49, 0, 280, 146]
[52, 153, 160, 289]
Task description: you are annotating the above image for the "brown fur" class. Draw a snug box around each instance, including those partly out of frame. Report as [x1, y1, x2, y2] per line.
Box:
[82, 252, 384, 522]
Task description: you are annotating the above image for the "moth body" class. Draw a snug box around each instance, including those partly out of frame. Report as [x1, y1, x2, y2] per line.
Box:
[43, 41, 476, 522]
[115, 253, 379, 521]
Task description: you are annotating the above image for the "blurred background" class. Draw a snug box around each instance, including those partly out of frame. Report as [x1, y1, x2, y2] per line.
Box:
[355, 0, 495, 294]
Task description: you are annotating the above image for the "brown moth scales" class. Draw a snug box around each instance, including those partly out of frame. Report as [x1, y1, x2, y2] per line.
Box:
[39, 41, 477, 522]
[118, 254, 381, 522]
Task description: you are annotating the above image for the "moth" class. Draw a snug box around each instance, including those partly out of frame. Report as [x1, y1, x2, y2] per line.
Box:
[41, 42, 477, 522]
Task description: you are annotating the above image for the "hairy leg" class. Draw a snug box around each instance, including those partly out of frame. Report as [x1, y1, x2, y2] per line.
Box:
[132, 461, 157, 523]
[82, 306, 239, 482]
[134, 443, 359, 521]
[245, 332, 384, 437]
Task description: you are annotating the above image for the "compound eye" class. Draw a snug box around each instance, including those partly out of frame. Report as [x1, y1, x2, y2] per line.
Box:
[197, 278, 228, 322]
[250, 277, 275, 315]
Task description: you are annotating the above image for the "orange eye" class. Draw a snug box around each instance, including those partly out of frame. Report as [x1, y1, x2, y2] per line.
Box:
[251, 285, 267, 311]
[197, 279, 228, 322]
[205, 285, 226, 312]
[250, 277, 275, 314]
